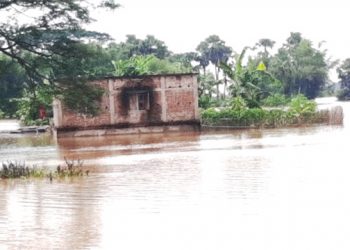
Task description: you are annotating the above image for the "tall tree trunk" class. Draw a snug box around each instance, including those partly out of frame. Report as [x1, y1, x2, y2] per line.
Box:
[215, 65, 220, 100]
[223, 73, 227, 99]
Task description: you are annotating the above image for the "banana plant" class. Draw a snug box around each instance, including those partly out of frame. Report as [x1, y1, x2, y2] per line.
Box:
[220, 47, 262, 108]
[112, 55, 154, 76]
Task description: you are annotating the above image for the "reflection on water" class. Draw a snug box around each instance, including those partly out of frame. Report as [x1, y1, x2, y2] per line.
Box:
[1, 101, 350, 249]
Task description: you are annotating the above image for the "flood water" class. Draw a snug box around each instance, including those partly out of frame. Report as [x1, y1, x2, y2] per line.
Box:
[1, 98, 350, 250]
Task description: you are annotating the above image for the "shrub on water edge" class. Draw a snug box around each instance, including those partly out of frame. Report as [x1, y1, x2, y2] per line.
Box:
[0, 158, 89, 180]
[262, 94, 290, 107]
[55, 158, 89, 178]
[198, 96, 218, 109]
[229, 97, 248, 111]
[288, 95, 316, 115]
[336, 87, 350, 101]
[0, 161, 46, 179]
[201, 104, 328, 128]
[24, 118, 50, 126]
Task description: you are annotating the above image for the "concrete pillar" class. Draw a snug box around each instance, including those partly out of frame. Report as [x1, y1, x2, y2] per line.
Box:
[160, 76, 167, 122]
[108, 79, 116, 124]
[52, 99, 63, 128]
[192, 75, 200, 120]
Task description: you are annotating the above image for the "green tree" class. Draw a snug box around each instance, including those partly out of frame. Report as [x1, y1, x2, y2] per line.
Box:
[169, 52, 197, 70]
[112, 55, 192, 77]
[196, 35, 232, 99]
[0, 55, 26, 117]
[198, 72, 216, 98]
[336, 58, 350, 100]
[108, 35, 171, 60]
[269, 32, 328, 99]
[255, 38, 275, 68]
[194, 53, 210, 75]
[0, 0, 119, 116]
[139, 35, 170, 59]
[221, 48, 282, 108]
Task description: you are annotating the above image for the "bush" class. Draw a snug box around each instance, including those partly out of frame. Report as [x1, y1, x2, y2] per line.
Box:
[1, 158, 90, 180]
[336, 87, 350, 101]
[288, 95, 316, 123]
[24, 118, 50, 126]
[199, 96, 215, 109]
[262, 94, 289, 107]
[15, 86, 53, 125]
[230, 97, 247, 111]
[0, 161, 46, 179]
[201, 99, 326, 128]
[62, 82, 104, 116]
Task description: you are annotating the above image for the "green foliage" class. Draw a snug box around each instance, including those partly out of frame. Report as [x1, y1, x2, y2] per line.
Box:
[196, 35, 232, 70]
[169, 52, 197, 69]
[336, 88, 350, 101]
[62, 82, 105, 116]
[112, 55, 192, 77]
[262, 94, 289, 107]
[288, 94, 316, 118]
[201, 107, 287, 128]
[198, 96, 222, 109]
[198, 96, 212, 109]
[229, 96, 248, 111]
[201, 104, 322, 128]
[55, 158, 88, 178]
[147, 57, 192, 74]
[255, 39, 276, 67]
[220, 48, 260, 108]
[1, 161, 46, 179]
[0, 0, 119, 73]
[269, 32, 328, 98]
[201, 94, 321, 127]
[15, 85, 53, 125]
[0, 109, 4, 119]
[53, 43, 115, 78]
[198, 72, 216, 98]
[107, 35, 170, 60]
[1, 158, 90, 179]
[336, 58, 350, 100]
[0, 0, 119, 118]
[112, 55, 154, 76]
[220, 48, 282, 108]
[196, 35, 232, 98]
[0, 55, 27, 117]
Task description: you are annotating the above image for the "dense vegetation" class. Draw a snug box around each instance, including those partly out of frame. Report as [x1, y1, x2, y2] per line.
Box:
[0, 0, 120, 121]
[201, 95, 330, 128]
[0, 1, 348, 124]
[0, 159, 89, 180]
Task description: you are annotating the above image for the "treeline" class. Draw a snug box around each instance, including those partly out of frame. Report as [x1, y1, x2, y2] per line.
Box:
[1, 32, 350, 123]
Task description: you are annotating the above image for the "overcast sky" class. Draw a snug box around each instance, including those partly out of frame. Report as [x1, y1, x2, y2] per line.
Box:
[90, 0, 350, 64]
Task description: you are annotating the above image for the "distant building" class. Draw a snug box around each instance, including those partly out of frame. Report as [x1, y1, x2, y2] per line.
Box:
[53, 73, 200, 137]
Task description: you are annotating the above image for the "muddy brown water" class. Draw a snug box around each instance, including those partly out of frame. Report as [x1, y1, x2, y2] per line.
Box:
[1, 98, 350, 249]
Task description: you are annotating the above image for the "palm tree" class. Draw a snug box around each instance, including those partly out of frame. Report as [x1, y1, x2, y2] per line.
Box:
[196, 35, 232, 99]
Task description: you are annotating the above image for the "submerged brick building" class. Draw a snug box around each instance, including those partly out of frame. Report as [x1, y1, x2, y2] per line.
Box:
[53, 73, 200, 137]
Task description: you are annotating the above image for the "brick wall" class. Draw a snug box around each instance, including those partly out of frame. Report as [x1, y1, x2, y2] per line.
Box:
[54, 74, 199, 129]
[59, 80, 111, 128]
